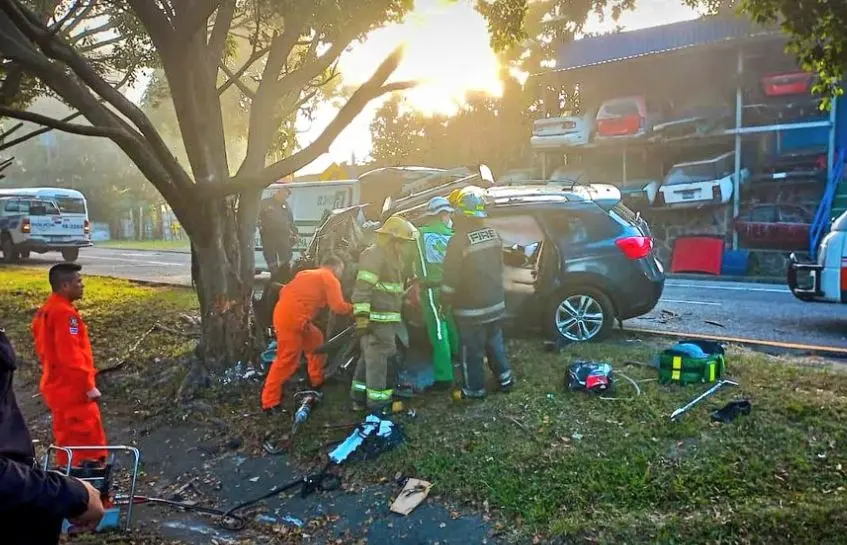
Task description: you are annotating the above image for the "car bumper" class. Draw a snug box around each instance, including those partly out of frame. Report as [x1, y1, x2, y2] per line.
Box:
[787, 253, 825, 302]
[530, 134, 588, 149]
[20, 238, 93, 251]
[617, 258, 665, 319]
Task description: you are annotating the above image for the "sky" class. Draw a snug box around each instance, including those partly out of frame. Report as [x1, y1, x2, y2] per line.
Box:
[297, 0, 702, 174]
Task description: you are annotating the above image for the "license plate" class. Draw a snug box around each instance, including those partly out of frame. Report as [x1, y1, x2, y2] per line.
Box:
[680, 190, 698, 200]
[562, 121, 576, 129]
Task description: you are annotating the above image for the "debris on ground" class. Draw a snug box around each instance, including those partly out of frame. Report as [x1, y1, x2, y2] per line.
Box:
[390, 478, 433, 515]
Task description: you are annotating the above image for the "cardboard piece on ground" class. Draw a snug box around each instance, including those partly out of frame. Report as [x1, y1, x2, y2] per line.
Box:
[390, 478, 433, 515]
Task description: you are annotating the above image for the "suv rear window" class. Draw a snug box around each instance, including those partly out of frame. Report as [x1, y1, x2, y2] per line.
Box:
[664, 153, 734, 186]
[600, 100, 640, 117]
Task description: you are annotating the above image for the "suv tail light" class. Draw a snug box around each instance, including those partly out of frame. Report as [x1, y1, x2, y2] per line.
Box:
[84, 219, 91, 234]
[21, 218, 30, 234]
[615, 236, 653, 260]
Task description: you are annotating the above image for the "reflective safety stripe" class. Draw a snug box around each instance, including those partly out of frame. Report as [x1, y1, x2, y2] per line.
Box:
[453, 301, 506, 318]
[498, 371, 513, 385]
[672, 356, 682, 381]
[374, 282, 404, 294]
[370, 311, 402, 322]
[441, 285, 455, 294]
[351, 381, 367, 392]
[367, 388, 393, 401]
[357, 270, 379, 284]
[353, 302, 371, 315]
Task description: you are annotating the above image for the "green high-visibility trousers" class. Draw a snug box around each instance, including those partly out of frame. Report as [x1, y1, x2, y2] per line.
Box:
[421, 286, 458, 383]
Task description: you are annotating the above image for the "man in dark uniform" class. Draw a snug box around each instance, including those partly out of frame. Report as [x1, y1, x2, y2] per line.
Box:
[441, 186, 515, 398]
[259, 186, 298, 282]
[1, 327, 104, 544]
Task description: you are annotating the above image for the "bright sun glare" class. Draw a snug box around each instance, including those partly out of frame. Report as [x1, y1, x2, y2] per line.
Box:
[340, 0, 503, 117]
[299, 0, 701, 173]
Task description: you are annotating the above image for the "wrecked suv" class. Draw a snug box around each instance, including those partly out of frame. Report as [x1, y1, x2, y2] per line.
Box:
[294, 178, 664, 347]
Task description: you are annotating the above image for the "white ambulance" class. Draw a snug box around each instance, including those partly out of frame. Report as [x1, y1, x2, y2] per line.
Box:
[788, 210, 847, 303]
[255, 179, 360, 273]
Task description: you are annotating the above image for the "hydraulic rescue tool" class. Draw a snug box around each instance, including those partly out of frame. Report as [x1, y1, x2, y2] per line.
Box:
[670, 379, 738, 421]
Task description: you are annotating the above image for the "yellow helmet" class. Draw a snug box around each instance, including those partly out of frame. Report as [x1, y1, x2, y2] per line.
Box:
[375, 215, 418, 241]
[448, 188, 462, 207]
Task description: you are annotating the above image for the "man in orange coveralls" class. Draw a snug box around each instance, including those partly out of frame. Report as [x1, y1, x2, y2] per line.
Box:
[261, 255, 353, 413]
[32, 263, 107, 468]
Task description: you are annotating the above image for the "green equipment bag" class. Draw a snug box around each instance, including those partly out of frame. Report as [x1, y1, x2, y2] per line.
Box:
[657, 340, 725, 385]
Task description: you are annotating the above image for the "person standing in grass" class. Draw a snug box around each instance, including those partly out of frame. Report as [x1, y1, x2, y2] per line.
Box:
[32, 263, 108, 469]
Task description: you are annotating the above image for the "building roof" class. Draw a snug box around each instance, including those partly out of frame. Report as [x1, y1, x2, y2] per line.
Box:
[552, 16, 779, 74]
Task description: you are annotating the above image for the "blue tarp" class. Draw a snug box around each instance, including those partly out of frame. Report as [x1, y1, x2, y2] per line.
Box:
[555, 17, 778, 73]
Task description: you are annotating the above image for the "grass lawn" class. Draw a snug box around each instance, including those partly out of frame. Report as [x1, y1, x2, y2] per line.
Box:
[95, 239, 190, 252]
[3, 269, 846, 544]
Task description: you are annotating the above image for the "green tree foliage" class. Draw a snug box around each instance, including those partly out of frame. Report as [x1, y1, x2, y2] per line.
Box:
[370, 0, 635, 173]
[0, 0, 529, 375]
[684, 0, 847, 106]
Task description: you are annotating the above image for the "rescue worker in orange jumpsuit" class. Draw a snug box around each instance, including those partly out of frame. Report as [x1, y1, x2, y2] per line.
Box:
[261, 255, 353, 413]
[32, 264, 107, 468]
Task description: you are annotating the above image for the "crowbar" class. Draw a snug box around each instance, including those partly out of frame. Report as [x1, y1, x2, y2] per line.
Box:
[670, 379, 738, 421]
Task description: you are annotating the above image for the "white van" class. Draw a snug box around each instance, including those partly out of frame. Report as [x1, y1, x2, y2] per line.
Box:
[255, 179, 360, 273]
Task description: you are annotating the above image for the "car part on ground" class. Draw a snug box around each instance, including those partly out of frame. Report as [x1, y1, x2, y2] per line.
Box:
[567, 360, 613, 392]
[670, 379, 739, 421]
[711, 399, 752, 423]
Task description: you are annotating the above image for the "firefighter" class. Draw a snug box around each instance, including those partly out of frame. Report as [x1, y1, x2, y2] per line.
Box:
[350, 215, 418, 411]
[414, 196, 459, 387]
[261, 255, 353, 413]
[259, 186, 298, 282]
[32, 264, 107, 468]
[441, 186, 515, 398]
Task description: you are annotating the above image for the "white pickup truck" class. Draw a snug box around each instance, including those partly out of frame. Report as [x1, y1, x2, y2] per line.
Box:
[788, 211, 847, 303]
[0, 196, 91, 262]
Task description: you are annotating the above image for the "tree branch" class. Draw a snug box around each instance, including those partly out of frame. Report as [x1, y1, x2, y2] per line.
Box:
[206, 0, 234, 68]
[5, 0, 194, 190]
[49, 0, 83, 34]
[273, 38, 346, 99]
[218, 63, 255, 98]
[0, 106, 124, 138]
[216, 44, 270, 95]
[61, 2, 96, 37]
[78, 34, 122, 54]
[69, 20, 116, 42]
[0, 121, 23, 140]
[210, 47, 412, 197]
[0, 111, 82, 151]
[175, 0, 222, 37]
[126, 0, 174, 51]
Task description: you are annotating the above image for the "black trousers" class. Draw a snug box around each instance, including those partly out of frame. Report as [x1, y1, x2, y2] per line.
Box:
[260, 233, 292, 282]
[4, 509, 64, 545]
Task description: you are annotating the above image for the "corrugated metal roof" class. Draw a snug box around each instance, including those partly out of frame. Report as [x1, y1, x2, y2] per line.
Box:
[553, 17, 779, 73]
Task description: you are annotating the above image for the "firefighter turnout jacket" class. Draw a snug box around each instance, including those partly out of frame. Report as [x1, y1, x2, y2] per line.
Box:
[352, 242, 405, 324]
[441, 220, 506, 325]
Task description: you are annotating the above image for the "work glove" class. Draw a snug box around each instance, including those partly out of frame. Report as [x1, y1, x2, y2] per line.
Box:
[355, 316, 370, 339]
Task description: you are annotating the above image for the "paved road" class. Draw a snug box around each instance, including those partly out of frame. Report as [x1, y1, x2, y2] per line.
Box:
[8, 247, 846, 350]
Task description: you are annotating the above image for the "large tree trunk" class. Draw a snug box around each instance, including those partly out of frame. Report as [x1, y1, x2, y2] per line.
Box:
[180, 195, 255, 397]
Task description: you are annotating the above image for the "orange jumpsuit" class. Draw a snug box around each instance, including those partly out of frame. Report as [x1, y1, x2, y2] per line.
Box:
[32, 293, 107, 467]
[261, 268, 353, 410]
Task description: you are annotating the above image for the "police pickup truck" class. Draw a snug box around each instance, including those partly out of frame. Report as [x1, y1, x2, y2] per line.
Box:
[0, 196, 91, 262]
[788, 210, 847, 303]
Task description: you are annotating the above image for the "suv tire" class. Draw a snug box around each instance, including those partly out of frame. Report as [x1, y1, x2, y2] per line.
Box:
[1, 233, 20, 263]
[61, 248, 80, 262]
[549, 286, 614, 343]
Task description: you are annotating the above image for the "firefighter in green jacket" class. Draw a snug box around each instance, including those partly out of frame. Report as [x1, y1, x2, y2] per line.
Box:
[351, 215, 418, 410]
[414, 196, 460, 386]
